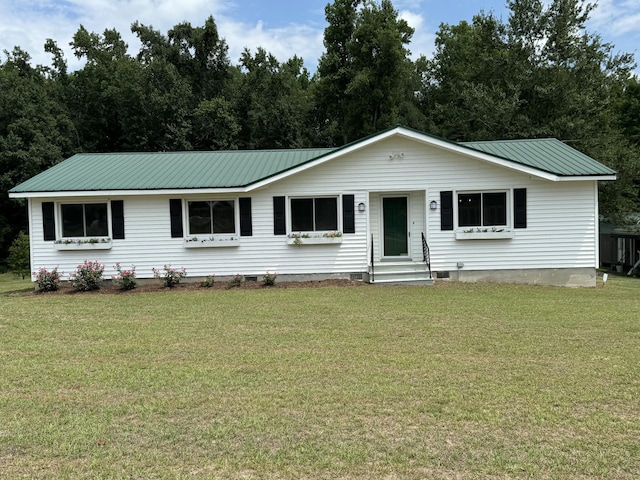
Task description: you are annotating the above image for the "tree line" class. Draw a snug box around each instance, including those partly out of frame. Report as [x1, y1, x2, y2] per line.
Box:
[1, 0, 639, 267]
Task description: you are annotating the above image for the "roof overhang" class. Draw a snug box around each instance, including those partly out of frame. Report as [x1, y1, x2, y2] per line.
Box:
[9, 187, 249, 199]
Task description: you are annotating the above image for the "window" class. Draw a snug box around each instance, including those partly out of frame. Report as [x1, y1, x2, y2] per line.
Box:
[61, 203, 108, 237]
[291, 197, 338, 232]
[188, 200, 235, 235]
[458, 192, 507, 227]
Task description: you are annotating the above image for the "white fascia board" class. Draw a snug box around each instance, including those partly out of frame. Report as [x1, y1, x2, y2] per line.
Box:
[8, 187, 250, 199]
[555, 175, 617, 182]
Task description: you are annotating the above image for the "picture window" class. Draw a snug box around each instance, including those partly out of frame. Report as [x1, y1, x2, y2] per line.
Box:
[291, 197, 338, 232]
[458, 192, 507, 227]
[60, 203, 108, 237]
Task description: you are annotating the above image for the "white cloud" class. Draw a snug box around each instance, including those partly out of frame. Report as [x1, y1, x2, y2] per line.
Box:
[221, 19, 324, 69]
[0, 0, 324, 71]
[399, 9, 436, 59]
[590, 0, 640, 37]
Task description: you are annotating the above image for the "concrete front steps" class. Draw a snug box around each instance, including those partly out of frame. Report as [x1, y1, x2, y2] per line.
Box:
[365, 261, 434, 285]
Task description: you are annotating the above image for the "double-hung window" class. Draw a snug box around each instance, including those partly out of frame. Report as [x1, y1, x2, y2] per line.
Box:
[61, 203, 109, 237]
[291, 197, 338, 232]
[458, 192, 507, 227]
[188, 200, 235, 235]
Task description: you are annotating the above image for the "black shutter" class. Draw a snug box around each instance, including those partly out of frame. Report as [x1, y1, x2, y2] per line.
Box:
[239, 197, 252, 236]
[342, 194, 355, 234]
[440, 191, 454, 231]
[111, 200, 125, 239]
[42, 202, 56, 241]
[514, 188, 527, 229]
[169, 199, 183, 238]
[273, 196, 286, 235]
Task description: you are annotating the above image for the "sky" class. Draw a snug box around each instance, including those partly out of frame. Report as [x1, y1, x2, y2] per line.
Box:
[1, 0, 639, 73]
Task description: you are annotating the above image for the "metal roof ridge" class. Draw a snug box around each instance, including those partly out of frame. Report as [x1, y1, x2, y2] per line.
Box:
[75, 147, 337, 156]
[461, 138, 560, 144]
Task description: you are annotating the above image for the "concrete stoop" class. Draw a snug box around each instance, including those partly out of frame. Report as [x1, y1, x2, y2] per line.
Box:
[365, 261, 434, 285]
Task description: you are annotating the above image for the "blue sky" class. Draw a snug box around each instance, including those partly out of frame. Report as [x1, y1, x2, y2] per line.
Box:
[1, 0, 638, 73]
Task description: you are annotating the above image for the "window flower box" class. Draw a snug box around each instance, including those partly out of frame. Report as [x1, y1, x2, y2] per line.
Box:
[54, 238, 113, 250]
[184, 236, 240, 248]
[287, 232, 343, 245]
[455, 229, 514, 240]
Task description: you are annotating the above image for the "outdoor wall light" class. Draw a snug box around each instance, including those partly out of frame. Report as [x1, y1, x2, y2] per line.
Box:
[430, 200, 438, 210]
[358, 202, 366, 212]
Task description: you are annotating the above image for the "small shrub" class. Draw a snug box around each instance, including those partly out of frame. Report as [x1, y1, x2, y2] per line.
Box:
[8, 231, 30, 279]
[153, 265, 187, 288]
[112, 263, 137, 290]
[200, 275, 215, 288]
[228, 274, 243, 288]
[262, 271, 278, 286]
[69, 260, 104, 291]
[34, 267, 61, 292]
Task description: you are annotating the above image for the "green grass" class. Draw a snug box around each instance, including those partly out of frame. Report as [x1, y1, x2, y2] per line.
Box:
[1, 274, 639, 478]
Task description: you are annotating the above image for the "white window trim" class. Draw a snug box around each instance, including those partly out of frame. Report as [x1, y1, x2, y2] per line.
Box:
[454, 189, 511, 230]
[183, 197, 240, 242]
[57, 201, 112, 240]
[454, 189, 514, 240]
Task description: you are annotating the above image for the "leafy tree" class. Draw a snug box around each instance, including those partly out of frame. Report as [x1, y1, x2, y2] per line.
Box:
[314, 0, 360, 145]
[235, 48, 313, 149]
[0, 47, 76, 261]
[193, 97, 240, 150]
[69, 26, 192, 151]
[618, 77, 640, 145]
[424, 0, 634, 139]
[8, 231, 30, 279]
[139, 59, 193, 151]
[68, 26, 141, 151]
[314, 0, 424, 145]
[133, 16, 231, 101]
[133, 17, 234, 149]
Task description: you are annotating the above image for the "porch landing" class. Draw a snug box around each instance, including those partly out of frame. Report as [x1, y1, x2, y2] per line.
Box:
[365, 261, 434, 286]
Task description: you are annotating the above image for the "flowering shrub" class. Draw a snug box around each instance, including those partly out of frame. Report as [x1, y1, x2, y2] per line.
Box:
[228, 274, 243, 288]
[112, 263, 137, 290]
[34, 267, 61, 292]
[262, 271, 278, 286]
[69, 260, 104, 291]
[153, 265, 187, 288]
[200, 275, 215, 288]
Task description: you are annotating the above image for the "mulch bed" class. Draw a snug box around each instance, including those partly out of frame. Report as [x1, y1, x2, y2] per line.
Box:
[19, 278, 374, 296]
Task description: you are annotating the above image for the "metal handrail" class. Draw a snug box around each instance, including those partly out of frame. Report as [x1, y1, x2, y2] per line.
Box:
[422, 232, 432, 279]
[370, 234, 375, 283]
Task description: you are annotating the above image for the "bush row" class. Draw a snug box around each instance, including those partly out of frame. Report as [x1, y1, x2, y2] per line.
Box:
[34, 263, 278, 292]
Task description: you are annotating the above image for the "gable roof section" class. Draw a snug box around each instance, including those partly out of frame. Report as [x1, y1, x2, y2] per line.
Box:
[461, 138, 616, 177]
[9, 148, 335, 194]
[9, 126, 615, 197]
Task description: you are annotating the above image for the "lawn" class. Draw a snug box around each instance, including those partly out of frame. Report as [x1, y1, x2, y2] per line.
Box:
[1, 274, 639, 479]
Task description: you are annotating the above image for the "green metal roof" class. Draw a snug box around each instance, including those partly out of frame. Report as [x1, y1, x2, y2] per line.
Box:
[9, 148, 335, 193]
[9, 128, 615, 195]
[461, 138, 616, 176]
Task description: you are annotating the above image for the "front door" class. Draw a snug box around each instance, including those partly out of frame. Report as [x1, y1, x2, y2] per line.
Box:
[383, 197, 408, 257]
